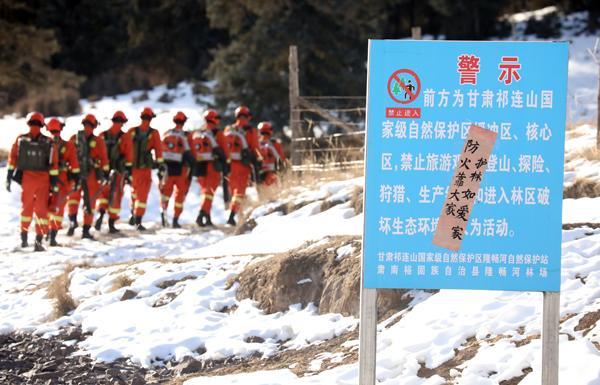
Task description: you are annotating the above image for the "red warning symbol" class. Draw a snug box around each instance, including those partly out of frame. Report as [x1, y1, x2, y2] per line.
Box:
[387, 69, 421, 105]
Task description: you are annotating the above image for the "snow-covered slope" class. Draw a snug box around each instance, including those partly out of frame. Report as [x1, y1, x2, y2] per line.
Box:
[0, 82, 213, 153]
[0, 8, 599, 385]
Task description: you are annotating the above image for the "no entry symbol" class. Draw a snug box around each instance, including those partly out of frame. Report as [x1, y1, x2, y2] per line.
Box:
[387, 69, 421, 104]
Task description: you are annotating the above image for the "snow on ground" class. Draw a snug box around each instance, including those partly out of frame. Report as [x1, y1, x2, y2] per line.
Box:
[0, 8, 598, 385]
[183, 229, 600, 384]
[0, 175, 362, 367]
[0, 81, 213, 153]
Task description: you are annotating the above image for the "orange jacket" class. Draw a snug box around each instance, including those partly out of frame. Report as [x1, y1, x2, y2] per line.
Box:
[191, 127, 230, 162]
[162, 128, 190, 163]
[69, 132, 109, 173]
[9, 132, 60, 177]
[54, 136, 80, 175]
[100, 126, 134, 169]
[259, 138, 286, 172]
[225, 123, 259, 162]
[128, 126, 163, 168]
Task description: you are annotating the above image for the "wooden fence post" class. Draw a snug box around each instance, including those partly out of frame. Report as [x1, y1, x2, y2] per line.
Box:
[289, 45, 301, 166]
[411, 26, 422, 40]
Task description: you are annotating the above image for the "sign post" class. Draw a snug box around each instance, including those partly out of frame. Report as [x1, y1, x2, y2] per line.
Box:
[361, 40, 568, 384]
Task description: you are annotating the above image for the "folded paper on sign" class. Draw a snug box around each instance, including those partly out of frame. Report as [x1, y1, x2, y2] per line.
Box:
[432, 125, 498, 251]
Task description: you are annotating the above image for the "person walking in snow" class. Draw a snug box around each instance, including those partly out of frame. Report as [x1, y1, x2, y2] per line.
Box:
[191, 109, 230, 227]
[256, 121, 287, 193]
[6, 112, 60, 251]
[46, 118, 80, 247]
[128, 107, 165, 231]
[159, 111, 195, 228]
[223, 105, 261, 226]
[66, 114, 110, 240]
[94, 111, 134, 234]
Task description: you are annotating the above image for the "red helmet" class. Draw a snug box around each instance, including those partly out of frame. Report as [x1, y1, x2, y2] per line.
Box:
[81, 113, 98, 128]
[234, 105, 251, 119]
[112, 110, 128, 123]
[173, 111, 187, 124]
[46, 118, 65, 133]
[203, 109, 220, 125]
[258, 121, 273, 136]
[26, 112, 45, 127]
[140, 107, 156, 120]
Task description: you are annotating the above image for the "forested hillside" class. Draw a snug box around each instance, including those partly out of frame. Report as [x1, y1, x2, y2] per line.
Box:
[1, 0, 598, 125]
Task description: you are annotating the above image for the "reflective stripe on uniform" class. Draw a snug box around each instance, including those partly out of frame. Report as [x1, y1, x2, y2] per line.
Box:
[49, 169, 59, 176]
[156, 158, 164, 163]
[20, 216, 32, 222]
[196, 153, 214, 161]
[161, 194, 170, 202]
[163, 151, 183, 162]
[67, 199, 79, 205]
[72, 168, 80, 173]
[108, 207, 120, 214]
[103, 165, 110, 171]
[203, 194, 214, 201]
[134, 201, 146, 209]
[174, 202, 183, 208]
[50, 214, 63, 222]
[97, 199, 109, 205]
[8, 165, 15, 170]
[37, 218, 49, 225]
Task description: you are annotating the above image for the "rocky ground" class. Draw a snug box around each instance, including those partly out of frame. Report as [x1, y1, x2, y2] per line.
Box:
[0, 328, 169, 385]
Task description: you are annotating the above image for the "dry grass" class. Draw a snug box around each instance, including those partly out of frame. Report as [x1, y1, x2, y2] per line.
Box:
[0, 148, 8, 162]
[566, 129, 587, 140]
[564, 178, 600, 199]
[110, 274, 134, 292]
[47, 264, 78, 320]
[350, 186, 363, 215]
[574, 146, 600, 163]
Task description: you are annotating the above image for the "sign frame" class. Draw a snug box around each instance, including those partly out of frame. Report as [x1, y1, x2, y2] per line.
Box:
[359, 37, 567, 385]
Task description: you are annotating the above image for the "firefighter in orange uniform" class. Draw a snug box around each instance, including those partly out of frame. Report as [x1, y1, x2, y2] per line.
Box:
[191, 109, 229, 227]
[257, 121, 287, 189]
[128, 107, 164, 231]
[224, 105, 260, 226]
[159, 111, 194, 228]
[66, 114, 110, 240]
[6, 112, 59, 251]
[94, 111, 134, 233]
[47, 118, 80, 246]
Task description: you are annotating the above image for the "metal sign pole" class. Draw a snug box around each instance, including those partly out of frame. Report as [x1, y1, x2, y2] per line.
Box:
[541, 291, 560, 385]
[358, 287, 377, 385]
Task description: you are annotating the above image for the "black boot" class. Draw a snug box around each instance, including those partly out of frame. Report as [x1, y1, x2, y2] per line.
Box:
[128, 214, 135, 226]
[201, 210, 213, 227]
[34, 235, 45, 252]
[94, 209, 105, 231]
[172, 216, 181, 229]
[135, 216, 146, 231]
[227, 211, 236, 226]
[108, 218, 120, 234]
[196, 212, 204, 227]
[49, 229, 59, 247]
[160, 212, 167, 227]
[20, 231, 28, 248]
[66, 214, 78, 236]
[82, 225, 95, 240]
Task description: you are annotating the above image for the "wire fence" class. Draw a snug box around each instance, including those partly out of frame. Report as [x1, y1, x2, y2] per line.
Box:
[290, 96, 366, 172]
